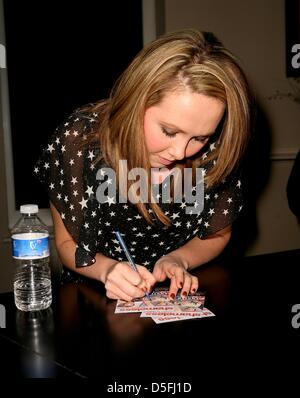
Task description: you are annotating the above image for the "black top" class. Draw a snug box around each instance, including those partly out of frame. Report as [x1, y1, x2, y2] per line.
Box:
[34, 108, 244, 270]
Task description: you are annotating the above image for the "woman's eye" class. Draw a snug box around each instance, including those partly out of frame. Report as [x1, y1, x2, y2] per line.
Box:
[194, 136, 209, 143]
[161, 127, 210, 143]
[162, 127, 176, 138]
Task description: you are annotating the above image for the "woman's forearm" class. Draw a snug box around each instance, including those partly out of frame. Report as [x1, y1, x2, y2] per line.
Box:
[57, 239, 117, 283]
[57, 226, 231, 282]
[168, 226, 232, 270]
[50, 200, 117, 283]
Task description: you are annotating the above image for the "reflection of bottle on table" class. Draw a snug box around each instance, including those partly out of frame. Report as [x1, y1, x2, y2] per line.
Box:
[16, 309, 55, 378]
[11, 204, 52, 311]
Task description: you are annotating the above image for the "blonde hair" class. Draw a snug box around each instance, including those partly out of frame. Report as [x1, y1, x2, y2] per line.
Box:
[87, 29, 251, 226]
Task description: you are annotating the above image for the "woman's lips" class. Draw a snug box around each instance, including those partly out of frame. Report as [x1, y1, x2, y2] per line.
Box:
[157, 156, 174, 165]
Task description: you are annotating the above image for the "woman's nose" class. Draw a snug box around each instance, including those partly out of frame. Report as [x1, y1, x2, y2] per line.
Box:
[169, 142, 187, 161]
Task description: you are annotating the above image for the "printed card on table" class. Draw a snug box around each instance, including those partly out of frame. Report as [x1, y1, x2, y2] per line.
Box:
[115, 287, 205, 314]
[114, 287, 215, 322]
[151, 308, 215, 324]
[140, 309, 205, 317]
[114, 297, 148, 313]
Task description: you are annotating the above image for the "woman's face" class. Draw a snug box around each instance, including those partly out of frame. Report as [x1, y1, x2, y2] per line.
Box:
[144, 89, 225, 168]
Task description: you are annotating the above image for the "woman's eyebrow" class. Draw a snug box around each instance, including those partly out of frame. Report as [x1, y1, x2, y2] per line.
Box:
[161, 122, 215, 137]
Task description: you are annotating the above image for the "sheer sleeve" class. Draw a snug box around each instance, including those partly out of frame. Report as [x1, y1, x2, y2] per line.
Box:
[33, 110, 101, 267]
[197, 170, 244, 239]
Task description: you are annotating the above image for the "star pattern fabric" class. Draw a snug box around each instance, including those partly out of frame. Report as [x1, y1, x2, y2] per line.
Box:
[34, 108, 244, 271]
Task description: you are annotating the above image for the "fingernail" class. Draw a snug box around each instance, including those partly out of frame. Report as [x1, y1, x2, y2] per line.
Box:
[181, 291, 187, 299]
[191, 288, 196, 293]
[170, 293, 175, 300]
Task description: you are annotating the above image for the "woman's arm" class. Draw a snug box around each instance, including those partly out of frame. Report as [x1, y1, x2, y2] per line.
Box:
[50, 201, 155, 300]
[50, 201, 116, 283]
[152, 226, 231, 299]
[169, 225, 232, 270]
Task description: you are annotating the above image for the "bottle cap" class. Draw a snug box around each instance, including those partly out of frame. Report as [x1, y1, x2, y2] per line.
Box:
[20, 204, 39, 214]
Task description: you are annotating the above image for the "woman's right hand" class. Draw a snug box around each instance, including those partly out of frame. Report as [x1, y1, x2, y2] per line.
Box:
[103, 262, 156, 301]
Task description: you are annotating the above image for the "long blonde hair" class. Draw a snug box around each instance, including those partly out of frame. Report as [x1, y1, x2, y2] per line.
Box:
[87, 29, 251, 226]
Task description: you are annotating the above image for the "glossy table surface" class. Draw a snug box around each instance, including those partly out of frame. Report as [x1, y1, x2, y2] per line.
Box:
[0, 250, 299, 388]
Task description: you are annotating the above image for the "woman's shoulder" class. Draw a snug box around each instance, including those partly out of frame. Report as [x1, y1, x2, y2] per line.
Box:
[72, 102, 101, 122]
[63, 104, 100, 132]
[54, 103, 103, 148]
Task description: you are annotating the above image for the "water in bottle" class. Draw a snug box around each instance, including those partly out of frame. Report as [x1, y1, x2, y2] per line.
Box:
[11, 204, 52, 311]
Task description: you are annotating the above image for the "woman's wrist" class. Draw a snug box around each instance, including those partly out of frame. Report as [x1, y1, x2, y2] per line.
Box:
[96, 255, 118, 284]
[71, 253, 118, 284]
[158, 253, 189, 271]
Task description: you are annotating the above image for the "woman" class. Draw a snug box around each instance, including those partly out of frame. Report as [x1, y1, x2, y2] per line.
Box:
[34, 29, 251, 301]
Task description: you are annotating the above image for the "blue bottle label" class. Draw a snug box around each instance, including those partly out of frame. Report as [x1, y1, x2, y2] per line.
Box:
[12, 233, 49, 259]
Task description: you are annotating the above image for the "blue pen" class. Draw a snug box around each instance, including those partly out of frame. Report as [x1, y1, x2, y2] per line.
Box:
[114, 231, 151, 300]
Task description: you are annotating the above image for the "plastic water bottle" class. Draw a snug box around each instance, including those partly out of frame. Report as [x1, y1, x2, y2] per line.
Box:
[11, 204, 52, 311]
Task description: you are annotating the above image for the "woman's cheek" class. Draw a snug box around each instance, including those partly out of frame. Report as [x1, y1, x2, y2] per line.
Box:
[186, 143, 205, 158]
[146, 131, 165, 152]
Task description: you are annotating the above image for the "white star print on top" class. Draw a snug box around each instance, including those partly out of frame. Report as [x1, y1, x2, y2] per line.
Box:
[34, 107, 244, 270]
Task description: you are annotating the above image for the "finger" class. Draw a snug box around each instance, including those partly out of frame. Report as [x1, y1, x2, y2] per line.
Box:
[116, 263, 150, 296]
[165, 263, 177, 279]
[137, 266, 156, 292]
[106, 292, 122, 300]
[138, 278, 151, 294]
[190, 276, 199, 294]
[120, 264, 153, 297]
[139, 278, 153, 294]
[172, 266, 185, 289]
[168, 275, 179, 300]
[136, 279, 147, 292]
[119, 263, 144, 287]
[152, 263, 166, 282]
[181, 273, 192, 300]
[105, 282, 133, 302]
[105, 273, 145, 300]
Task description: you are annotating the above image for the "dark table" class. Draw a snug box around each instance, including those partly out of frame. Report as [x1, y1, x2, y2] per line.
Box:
[0, 250, 299, 389]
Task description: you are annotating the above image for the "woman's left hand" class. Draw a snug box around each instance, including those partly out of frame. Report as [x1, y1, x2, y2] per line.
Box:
[152, 254, 198, 300]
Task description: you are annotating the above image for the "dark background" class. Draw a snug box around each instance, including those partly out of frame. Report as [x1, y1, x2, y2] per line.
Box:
[3, 0, 143, 208]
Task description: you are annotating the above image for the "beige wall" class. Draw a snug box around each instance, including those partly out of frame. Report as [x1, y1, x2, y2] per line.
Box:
[165, 0, 300, 255]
